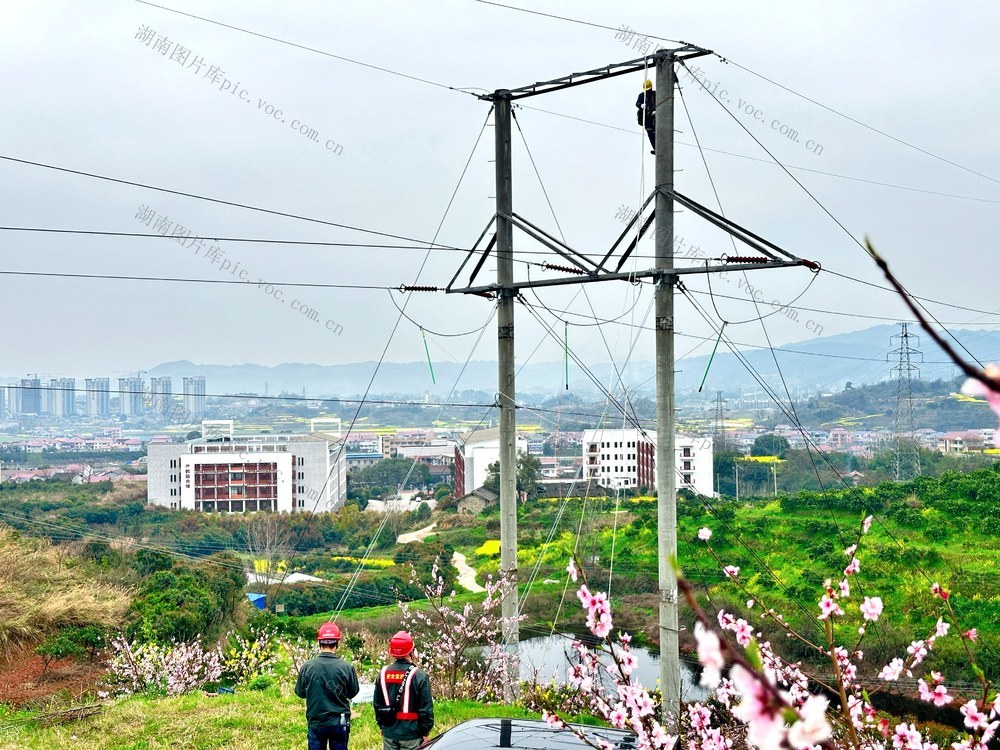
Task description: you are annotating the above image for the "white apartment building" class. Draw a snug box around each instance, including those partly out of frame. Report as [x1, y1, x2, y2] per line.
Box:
[147, 428, 347, 513]
[582, 428, 714, 496]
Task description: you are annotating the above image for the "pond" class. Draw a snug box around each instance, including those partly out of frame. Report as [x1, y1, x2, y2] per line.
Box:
[353, 634, 707, 704]
[518, 633, 708, 701]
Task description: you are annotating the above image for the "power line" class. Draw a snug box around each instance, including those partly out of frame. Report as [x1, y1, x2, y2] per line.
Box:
[275, 109, 495, 610]
[723, 56, 1000, 188]
[0, 268, 399, 291]
[0, 227, 470, 250]
[472, 0, 683, 44]
[134, 0, 482, 96]
[0, 382, 497, 409]
[470, 3, 1000, 193]
[677, 59, 989, 372]
[513, 109, 1000, 206]
[0, 154, 464, 249]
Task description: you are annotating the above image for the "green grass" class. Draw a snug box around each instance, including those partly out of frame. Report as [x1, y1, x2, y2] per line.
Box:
[0, 690, 539, 750]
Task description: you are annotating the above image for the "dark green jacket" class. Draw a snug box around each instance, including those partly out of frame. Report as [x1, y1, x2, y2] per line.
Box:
[294, 652, 360, 727]
[374, 658, 434, 740]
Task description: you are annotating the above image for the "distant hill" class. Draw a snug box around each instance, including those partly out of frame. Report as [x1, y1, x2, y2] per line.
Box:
[145, 325, 1000, 399]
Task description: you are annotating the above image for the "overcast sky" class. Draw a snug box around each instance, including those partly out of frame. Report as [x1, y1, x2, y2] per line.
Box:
[3, 0, 999, 389]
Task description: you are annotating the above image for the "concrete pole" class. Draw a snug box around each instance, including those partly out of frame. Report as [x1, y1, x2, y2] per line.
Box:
[654, 53, 680, 722]
[494, 91, 520, 695]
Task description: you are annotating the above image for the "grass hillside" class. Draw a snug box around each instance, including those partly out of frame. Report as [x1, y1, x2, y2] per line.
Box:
[0, 691, 538, 750]
[0, 526, 129, 655]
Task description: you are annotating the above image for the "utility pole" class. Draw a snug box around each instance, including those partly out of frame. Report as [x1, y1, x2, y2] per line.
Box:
[654, 53, 681, 722]
[495, 91, 520, 695]
[445, 45, 816, 721]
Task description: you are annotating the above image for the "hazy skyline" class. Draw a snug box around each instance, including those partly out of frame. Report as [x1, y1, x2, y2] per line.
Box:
[3, 1, 998, 395]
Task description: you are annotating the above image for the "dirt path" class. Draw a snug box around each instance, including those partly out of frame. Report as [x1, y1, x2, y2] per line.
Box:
[452, 551, 485, 593]
[396, 523, 437, 544]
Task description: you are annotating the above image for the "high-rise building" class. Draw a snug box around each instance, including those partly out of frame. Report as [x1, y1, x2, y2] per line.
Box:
[118, 377, 145, 417]
[46, 378, 76, 417]
[150, 377, 173, 416]
[17, 377, 42, 415]
[85, 378, 111, 417]
[147, 429, 348, 513]
[182, 376, 206, 420]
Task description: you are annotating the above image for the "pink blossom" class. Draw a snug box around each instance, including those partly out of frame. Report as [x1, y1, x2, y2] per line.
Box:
[893, 722, 924, 750]
[787, 695, 831, 749]
[698, 527, 713, 541]
[984, 721, 1000, 745]
[964, 628, 978, 641]
[844, 544, 857, 556]
[935, 618, 950, 637]
[879, 658, 905, 681]
[961, 364, 1000, 447]
[649, 723, 676, 750]
[860, 596, 884, 622]
[734, 619, 753, 647]
[961, 700, 990, 731]
[730, 665, 785, 750]
[747, 599, 755, 609]
[618, 650, 638, 677]
[863, 515, 873, 533]
[818, 595, 844, 620]
[839, 578, 851, 597]
[688, 703, 712, 731]
[695, 622, 725, 689]
[723, 565, 740, 578]
[907, 640, 928, 666]
[844, 558, 861, 575]
[918, 679, 954, 707]
[608, 703, 628, 729]
[567, 558, 578, 582]
[543, 711, 564, 729]
[930, 582, 950, 600]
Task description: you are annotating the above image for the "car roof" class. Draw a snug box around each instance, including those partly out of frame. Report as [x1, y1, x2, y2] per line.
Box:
[423, 718, 637, 749]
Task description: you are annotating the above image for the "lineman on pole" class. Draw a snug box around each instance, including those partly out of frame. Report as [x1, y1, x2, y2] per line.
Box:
[295, 622, 360, 750]
[636, 79, 656, 153]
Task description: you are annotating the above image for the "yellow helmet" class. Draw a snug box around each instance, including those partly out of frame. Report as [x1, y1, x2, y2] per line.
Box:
[643, 79, 653, 90]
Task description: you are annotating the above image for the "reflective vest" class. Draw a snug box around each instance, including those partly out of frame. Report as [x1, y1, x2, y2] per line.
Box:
[378, 664, 417, 720]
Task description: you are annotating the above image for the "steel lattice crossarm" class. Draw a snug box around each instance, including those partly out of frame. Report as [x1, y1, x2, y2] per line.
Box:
[477, 45, 713, 101]
[445, 188, 819, 296]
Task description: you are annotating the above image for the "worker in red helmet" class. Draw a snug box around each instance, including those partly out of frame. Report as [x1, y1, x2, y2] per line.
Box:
[374, 630, 434, 750]
[295, 621, 360, 750]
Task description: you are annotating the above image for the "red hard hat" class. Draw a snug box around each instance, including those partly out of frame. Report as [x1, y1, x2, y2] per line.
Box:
[317, 622, 342, 642]
[389, 630, 414, 657]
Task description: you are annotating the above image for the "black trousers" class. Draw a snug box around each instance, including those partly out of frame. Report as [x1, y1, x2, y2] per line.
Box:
[645, 126, 655, 149]
[308, 723, 349, 750]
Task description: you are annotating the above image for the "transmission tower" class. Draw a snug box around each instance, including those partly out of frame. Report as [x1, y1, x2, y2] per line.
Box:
[712, 391, 729, 496]
[888, 323, 923, 481]
[712, 390, 728, 451]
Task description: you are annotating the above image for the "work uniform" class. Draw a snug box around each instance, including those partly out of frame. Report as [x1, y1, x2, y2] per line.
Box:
[374, 658, 434, 750]
[295, 651, 360, 750]
[636, 88, 656, 149]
